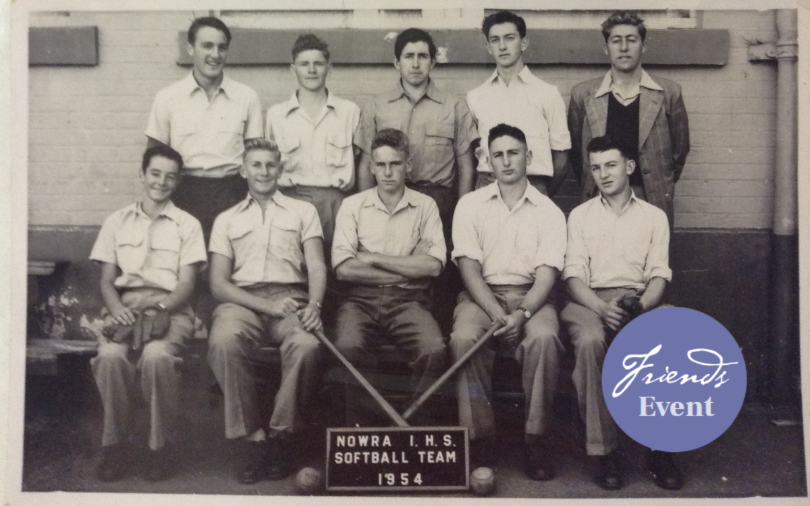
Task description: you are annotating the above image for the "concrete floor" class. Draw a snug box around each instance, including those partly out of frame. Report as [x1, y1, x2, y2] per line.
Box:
[20, 354, 808, 499]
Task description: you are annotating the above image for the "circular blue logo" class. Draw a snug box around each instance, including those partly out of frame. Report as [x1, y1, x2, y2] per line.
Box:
[602, 307, 746, 452]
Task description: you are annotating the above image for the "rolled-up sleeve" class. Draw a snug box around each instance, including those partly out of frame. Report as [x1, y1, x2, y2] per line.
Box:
[645, 209, 673, 282]
[179, 217, 208, 269]
[453, 98, 479, 156]
[355, 99, 378, 155]
[301, 203, 324, 243]
[208, 213, 234, 259]
[418, 200, 447, 267]
[533, 205, 567, 272]
[145, 92, 170, 144]
[451, 196, 484, 265]
[562, 207, 590, 285]
[547, 88, 572, 151]
[331, 201, 359, 269]
[245, 91, 264, 139]
[89, 214, 119, 264]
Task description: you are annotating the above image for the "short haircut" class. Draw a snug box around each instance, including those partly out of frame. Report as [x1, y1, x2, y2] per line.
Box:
[244, 138, 280, 159]
[292, 33, 330, 62]
[601, 11, 646, 42]
[482, 11, 527, 39]
[142, 145, 183, 174]
[587, 135, 634, 161]
[188, 16, 232, 45]
[371, 129, 410, 159]
[394, 28, 437, 61]
[487, 123, 527, 148]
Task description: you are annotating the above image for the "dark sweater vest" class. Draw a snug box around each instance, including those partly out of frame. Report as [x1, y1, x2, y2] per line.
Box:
[606, 92, 644, 188]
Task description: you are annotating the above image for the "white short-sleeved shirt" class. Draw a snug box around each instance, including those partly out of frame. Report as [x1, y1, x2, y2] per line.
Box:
[563, 193, 672, 290]
[466, 66, 571, 177]
[146, 73, 264, 178]
[209, 192, 322, 288]
[90, 201, 207, 291]
[452, 181, 566, 285]
[332, 188, 446, 290]
[265, 91, 360, 191]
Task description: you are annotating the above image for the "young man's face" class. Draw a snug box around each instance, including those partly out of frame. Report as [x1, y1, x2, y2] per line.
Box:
[394, 41, 435, 88]
[140, 155, 180, 204]
[187, 26, 229, 80]
[489, 134, 531, 185]
[370, 145, 410, 193]
[485, 22, 527, 70]
[589, 148, 635, 197]
[292, 49, 330, 93]
[604, 24, 646, 73]
[241, 149, 281, 198]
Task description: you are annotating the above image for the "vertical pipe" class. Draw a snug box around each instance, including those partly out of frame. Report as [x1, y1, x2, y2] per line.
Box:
[769, 9, 799, 403]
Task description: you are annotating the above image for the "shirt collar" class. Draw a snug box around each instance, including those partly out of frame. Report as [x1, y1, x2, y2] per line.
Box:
[130, 200, 183, 223]
[594, 69, 664, 99]
[234, 191, 290, 213]
[283, 89, 337, 116]
[598, 189, 639, 215]
[487, 65, 533, 86]
[362, 187, 417, 215]
[385, 79, 445, 104]
[182, 71, 233, 98]
[482, 179, 543, 207]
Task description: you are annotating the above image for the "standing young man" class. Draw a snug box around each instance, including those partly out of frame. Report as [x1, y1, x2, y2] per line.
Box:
[561, 135, 681, 490]
[450, 124, 566, 480]
[568, 11, 690, 226]
[146, 16, 264, 242]
[89, 145, 207, 482]
[332, 129, 447, 426]
[467, 11, 571, 196]
[265, 34, 361, 251]
[207, 139, 326, 484]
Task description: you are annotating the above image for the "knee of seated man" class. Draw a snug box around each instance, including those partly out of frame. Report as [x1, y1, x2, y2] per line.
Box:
[95, 341, 129, 362]
[285, 327, 321, 357]
[141, 339, 179, 362]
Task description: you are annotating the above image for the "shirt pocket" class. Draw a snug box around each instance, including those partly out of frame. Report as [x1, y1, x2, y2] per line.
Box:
[227, 220, 255, 269]
[114, 233, 145, 275]
[216, 111, 246, 154]
[269, 215, 302, 261]
[623, 234, 650, 267]
[149, 233, 181, 273]
[326, 133, 352, 170]
[424, 123, 455, 167]
[277, 135, 301, 171]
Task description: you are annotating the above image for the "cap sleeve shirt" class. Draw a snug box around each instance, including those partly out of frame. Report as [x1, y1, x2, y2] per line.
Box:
[208, 192, 323, 288]
[265, 91, 360, 191]
[563, 193, 672, 290]
[90, 201, 207, 291]
[452, 182, 566, 285]
[355, 80, 479, 188]
[146, 73, 264, 178]
[332, 188, 446, 290]
[466, 66, 571, 177]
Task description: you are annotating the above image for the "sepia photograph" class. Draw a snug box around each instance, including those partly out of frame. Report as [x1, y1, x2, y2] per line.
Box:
[4, 1, 807, 504]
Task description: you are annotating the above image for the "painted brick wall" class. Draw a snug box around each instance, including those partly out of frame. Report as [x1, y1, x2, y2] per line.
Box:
[28, 10, 780, 229]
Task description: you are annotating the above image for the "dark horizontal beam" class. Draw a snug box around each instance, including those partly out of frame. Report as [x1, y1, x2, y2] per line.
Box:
[177, 28, 728, 66]
[29, 26, 99, 66]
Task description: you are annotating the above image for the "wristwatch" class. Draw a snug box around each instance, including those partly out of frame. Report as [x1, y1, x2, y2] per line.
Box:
[516, 306, 532, 319]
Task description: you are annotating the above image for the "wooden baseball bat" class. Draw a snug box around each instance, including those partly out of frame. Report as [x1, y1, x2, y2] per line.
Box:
[313, 329, 409, 428]
[402, 321, 503, 421]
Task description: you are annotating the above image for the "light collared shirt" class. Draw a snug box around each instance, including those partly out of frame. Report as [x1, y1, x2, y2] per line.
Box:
[266, 91, 360, 191]
[356, 79, 478, 188]
[466, 66, 571, 177]
[209, 192, 323, 287]
[332, 187, 446, 290]
[90, 201, 207, 291]
[146, 73, 264, 178]
[452, 181, 566, 285]
[563, 192, 672, 290]
[594, 69, 665, 106]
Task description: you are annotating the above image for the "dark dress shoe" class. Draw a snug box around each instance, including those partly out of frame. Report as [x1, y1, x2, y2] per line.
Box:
[237, 441, 267, 484]
[648, 450, 683, 490]
[97, 444, 128, 482]
[266, 436, 292, 480]
[594, 452, 623, 490]
[143, 445, 173, 482]
[524, 443, 555, 481]
[470, 438, 498, 468]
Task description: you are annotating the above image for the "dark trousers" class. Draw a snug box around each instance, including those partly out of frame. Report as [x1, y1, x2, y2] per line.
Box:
[172, 173, 248, 244]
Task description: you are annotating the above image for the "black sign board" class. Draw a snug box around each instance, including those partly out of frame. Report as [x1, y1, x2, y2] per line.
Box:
[325, 427, 469, 492]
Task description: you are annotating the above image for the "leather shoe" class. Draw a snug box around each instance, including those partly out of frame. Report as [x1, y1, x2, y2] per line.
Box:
[97, 444, 128, 482]
[237, 441, 267, 484]
[524, 442, 554, 481]
[266, 435, 292, 480]
[648, 450, 683, 490]
[143, 445, 173, 482]
[594, 452, 623, 490]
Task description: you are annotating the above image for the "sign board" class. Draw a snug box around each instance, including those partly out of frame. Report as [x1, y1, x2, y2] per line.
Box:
[325, 427, 469, 492]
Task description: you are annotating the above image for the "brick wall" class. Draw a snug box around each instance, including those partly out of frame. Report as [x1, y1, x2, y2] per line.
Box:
[28, 10, 780, 229]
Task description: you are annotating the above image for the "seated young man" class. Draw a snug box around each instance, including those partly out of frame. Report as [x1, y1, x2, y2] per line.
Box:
[207, 138, 326, 484]
[450, 123, 567, 480]
[332, 128, 447, 426]
[89, 145, 207, 482]
[561, 134, 681, 490]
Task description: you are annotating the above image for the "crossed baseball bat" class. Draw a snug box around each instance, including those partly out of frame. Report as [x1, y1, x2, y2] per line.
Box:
[314, 321, 503, 427]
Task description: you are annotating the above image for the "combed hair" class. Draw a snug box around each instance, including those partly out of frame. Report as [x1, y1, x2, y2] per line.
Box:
[371, 129, 410, 159]
[587, 135, 634, 161]
[487, 123, 527, 148]
[188, 16, 232, 45]
[244, 138, 280, 158]
[482, 11, 526, 39]
[601, 11, 646, 42]
[292, 33, 330, 62]
[142, 145, 183, 173]
[394, 28, 436, 60]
